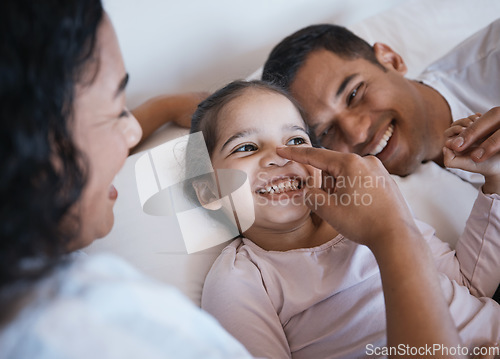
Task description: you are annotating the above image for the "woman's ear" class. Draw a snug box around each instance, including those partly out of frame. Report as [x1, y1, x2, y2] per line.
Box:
[192, 180, 222, 211]
[373, 42, 407, 75]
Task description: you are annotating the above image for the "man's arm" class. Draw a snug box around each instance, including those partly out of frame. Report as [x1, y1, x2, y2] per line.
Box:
[131, 92, 209, 143]
[276, 147, 465, 359]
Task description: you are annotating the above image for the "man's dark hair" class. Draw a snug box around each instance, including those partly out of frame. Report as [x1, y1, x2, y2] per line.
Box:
[262, 24, 383, 89]
[0, 0, 103, 287]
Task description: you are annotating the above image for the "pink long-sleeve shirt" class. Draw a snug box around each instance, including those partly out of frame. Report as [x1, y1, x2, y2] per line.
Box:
[202, 191, 500, 359]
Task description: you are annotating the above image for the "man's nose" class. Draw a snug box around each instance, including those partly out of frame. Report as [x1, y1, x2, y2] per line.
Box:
[337, 111, 371, 151]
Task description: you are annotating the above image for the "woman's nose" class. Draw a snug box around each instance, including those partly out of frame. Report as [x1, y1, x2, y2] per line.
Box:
[120, 111, 142, 149]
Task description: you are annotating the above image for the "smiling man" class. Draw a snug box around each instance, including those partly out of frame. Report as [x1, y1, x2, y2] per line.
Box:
[262, 22, 500, 177]
[261, 21, 500, 304]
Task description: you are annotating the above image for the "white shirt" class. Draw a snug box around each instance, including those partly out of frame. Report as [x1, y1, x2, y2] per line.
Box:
[0, 253, 252, 359]
[417, 18, 500, 185]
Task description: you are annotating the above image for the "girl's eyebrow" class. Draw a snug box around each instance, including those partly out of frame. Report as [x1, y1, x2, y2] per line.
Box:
[220, 128, 258, 151]
[220, 124, 308, 151]
[286, 125, 308, 134]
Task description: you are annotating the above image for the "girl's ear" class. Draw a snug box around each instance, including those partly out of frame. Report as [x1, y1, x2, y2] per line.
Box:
[192, 180, 222, 211]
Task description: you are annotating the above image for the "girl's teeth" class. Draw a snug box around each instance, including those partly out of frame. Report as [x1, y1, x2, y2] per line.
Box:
[258, 179, 302, 194]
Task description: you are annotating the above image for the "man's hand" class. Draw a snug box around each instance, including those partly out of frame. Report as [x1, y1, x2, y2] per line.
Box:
[276, 146, 420, 249]
[444, 108, 500, 194]
[277, 146, 468, 358]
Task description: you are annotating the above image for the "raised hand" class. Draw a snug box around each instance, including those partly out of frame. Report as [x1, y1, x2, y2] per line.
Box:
[276, 146, 419, 248]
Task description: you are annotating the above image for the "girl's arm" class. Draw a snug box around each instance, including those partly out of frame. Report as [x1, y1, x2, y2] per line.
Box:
[202, 244, 292, 359]
[440, 110, 500, 297]
[276, 146, 466, 359]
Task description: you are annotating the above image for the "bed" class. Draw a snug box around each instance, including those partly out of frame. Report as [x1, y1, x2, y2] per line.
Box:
[84, 0, 500, 307]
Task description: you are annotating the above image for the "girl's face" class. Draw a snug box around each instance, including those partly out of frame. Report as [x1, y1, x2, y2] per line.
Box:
[210, 89, 320, 232]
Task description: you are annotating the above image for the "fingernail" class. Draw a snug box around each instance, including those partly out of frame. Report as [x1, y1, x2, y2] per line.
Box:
[276, 145, 286, 150]
[472, 148, 484, 159]
[452, 137, 464, 148]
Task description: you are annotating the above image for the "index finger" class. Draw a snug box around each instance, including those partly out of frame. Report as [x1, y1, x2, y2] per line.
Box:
[276, 146, 351, 173]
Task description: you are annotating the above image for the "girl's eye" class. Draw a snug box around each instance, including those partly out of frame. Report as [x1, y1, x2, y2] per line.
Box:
[286, 137, 306, 146]
[347, 82, 363, 106]
[233, 144, 258, 153]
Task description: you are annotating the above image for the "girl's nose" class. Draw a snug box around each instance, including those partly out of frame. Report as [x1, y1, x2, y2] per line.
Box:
[261, 147, 290, 167]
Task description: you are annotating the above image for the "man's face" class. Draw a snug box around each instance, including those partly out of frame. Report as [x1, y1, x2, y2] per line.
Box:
[289, 48, 439, 176]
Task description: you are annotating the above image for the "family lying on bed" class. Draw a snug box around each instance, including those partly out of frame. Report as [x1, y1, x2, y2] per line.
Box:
[176, 20, 500, 357]
[3, 1, 500, 357]
[183, 79, 500, 358]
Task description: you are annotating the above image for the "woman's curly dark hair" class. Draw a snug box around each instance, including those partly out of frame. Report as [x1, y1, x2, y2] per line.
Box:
[0, 0, 103, 287]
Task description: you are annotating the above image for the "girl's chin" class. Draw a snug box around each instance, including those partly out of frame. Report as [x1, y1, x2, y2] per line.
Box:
[254, 207, 310, 227]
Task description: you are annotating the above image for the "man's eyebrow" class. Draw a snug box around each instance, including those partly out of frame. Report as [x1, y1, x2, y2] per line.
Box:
[114, 73, 129, 98]
[220, 128, 258, 151]
[336, 73, 358, 98]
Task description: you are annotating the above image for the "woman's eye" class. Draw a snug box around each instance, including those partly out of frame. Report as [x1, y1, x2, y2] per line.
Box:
[233, 144, 258, 153]
[286, 137, 306, 146]
[118, 109, 130, 118]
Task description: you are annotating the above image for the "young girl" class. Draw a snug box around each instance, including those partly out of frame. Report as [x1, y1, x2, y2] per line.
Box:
[187, 80, 500, 359]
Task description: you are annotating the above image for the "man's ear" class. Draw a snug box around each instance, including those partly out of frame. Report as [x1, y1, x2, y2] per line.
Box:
[373, 42, 407, 75]
[192, 180, 222, 211]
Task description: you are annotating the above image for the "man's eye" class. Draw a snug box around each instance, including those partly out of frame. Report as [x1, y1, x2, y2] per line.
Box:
[318, 126, 333, 140]
[347, 83, 363, 106]
[286, 137, 306, 146]
[233, 144, 258, 153]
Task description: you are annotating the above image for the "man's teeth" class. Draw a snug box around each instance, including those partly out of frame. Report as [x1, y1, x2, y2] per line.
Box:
[258, 179, 301, 194]
[370, 124, 394, 156]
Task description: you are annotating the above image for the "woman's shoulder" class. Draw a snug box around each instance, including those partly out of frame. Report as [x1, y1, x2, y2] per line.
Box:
[1, 252, 251, 359]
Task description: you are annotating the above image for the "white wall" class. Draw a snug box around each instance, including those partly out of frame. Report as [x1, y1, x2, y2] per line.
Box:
[103, 0, 411, 108]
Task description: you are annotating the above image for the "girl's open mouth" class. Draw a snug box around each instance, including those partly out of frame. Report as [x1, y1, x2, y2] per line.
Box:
[255, 177, 303, 195]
